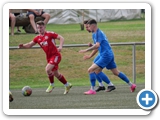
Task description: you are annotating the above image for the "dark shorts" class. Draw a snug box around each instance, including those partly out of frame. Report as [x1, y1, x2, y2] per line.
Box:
[94, 55, 117, 70]
[27, 11, 45, 18]
[14, 13, 20, 16]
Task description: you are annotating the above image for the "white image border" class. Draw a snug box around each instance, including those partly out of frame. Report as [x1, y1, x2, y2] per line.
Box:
[3, 2, 151, 115]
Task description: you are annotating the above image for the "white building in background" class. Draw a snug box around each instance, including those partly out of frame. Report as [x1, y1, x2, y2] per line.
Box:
[44, 9, 142, 24]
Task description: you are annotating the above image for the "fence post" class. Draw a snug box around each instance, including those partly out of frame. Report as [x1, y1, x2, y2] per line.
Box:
[132, 44, 136, 83]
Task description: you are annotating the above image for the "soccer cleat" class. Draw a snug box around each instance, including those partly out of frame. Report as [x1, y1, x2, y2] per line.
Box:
[106, 86, 116, 92]
[46, 85, 54, 93]
[9, 91, 14, 102]
[130, 84, 136, 92]
[64, 84, 72, 94]
[95, 86, 106, 92]
[84, 89, 96, 95]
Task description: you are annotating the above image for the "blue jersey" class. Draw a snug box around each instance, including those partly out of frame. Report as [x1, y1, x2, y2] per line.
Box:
[92, 28, 113, 58]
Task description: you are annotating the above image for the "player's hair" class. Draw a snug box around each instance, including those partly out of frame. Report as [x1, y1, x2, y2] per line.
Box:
[87, 19, 97, 25]
[36, 20, 45, 25]
[83, 19, 91, 24]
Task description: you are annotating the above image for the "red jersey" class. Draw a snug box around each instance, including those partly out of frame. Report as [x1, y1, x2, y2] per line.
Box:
[33, 31, 60, 59]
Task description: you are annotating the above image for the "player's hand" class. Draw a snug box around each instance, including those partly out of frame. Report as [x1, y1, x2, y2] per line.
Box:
[79, 49, 87, 53]
[19, 44, 23, 48]
[34, 11, 39, 15]
[83, 55, 91, 60]
[88, 42, 93, 47]
[57, 47, 62, 52]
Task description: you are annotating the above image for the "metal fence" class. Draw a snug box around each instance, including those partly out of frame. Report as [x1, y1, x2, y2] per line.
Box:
[9, 42, 145, 83]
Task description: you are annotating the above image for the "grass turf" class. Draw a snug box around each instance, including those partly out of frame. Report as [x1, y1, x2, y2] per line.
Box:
[9, 84, 144, 109]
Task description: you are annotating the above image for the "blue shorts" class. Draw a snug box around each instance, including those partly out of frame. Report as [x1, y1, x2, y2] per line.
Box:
[27, 11, 45, 18]
[94, 55, 117, 69]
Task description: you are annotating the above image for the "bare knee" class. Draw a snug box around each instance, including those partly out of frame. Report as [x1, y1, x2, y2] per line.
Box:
[88, 67, 102, 74]
[29, 14, 35, 20]
[111, 68, 120, 76]
[43, 13, 50, 19]
[11, 15, 15, 20]
[42, 14, 50, 24]
[46, 13, 50, 19]
[94, 69, 101, 74]
[88, 68, 94, 74]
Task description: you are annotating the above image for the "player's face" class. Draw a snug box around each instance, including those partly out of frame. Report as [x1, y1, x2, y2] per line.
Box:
[84, 24, 91, 33]
[88, 24, 94, 32]
[37, 24, 45, 34]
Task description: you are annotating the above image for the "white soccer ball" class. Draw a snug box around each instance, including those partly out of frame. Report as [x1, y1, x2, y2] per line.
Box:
[22, 86, 32, 96]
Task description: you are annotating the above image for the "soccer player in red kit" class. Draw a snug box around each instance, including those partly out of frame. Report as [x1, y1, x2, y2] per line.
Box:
[19, 21, 72, 94]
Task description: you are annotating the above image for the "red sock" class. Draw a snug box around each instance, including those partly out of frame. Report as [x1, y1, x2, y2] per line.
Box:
[57, 74, 67, 84]
[48, 73, 54, 83]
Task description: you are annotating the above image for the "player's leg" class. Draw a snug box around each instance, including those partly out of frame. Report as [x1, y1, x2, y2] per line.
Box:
[95, 58, 115, 92]
[17, 26, 21, 33]
[14, 13, 21, 33]
[93, 56, 105, 92]
[41, 12, 51, 25]
[95, 72, 115, 92]
[27, 12, 38, 33]
[84, 64, 100, 95]
[9, 13, 16, 35]
[111, 68, 136, 92]
[95, 75, 106, 92]
[54, 70, 72, 94]
[49, 54, 72, 94]
[45, 63, 55, 93]
[107, 57, 136, 92]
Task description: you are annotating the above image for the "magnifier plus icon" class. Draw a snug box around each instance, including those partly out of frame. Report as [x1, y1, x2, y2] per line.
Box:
[137, 89, 158, 110]
[141, 93, 153, 105]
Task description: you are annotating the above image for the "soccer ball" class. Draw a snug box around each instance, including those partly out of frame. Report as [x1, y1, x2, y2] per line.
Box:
[22, 86, 32, 96]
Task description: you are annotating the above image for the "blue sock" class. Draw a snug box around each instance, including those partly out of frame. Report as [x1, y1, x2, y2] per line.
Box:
[118, 72, 129, 83]
[95, 73, 102, 83]
[89, 73, 96, 86]
[96, 72, 110, 84]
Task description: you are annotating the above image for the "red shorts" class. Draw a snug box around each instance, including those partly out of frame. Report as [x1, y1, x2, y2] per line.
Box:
[47, 54, 61, 71]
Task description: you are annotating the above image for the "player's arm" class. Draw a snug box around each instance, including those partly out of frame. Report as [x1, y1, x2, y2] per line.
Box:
[89, 49, 98, 57]
[56, 35, 64, 52]
[83, 49, 98, 60]
[79, 42, 100, 53]
[19, 41, 36, 49]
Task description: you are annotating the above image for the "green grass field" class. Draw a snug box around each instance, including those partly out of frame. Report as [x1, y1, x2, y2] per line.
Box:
[9, 19, 145, 89]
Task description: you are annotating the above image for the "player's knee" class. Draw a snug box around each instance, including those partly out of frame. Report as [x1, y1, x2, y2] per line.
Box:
[46, 14, 50, 19]
[113, 71, 119, 76]
[29, 14, 35, 19]
[88, 68, 94, 73]
[94, 69, 101, 74]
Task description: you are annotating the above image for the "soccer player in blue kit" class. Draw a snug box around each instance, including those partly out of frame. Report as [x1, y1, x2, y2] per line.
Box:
[83, 20, 116, 92]
[79, 19, 136, 95]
